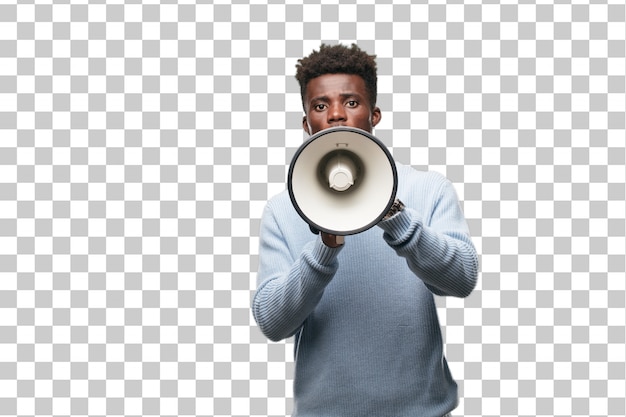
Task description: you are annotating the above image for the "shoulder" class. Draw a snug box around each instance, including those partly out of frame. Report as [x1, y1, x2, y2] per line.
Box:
[396, 163, 450, 192]
[395, 163, 462, 211]
[266, 189, 291, 207]
[263, 189, 292, 217]
[262, 189, 306, 228]
[261, 189, 316, 249]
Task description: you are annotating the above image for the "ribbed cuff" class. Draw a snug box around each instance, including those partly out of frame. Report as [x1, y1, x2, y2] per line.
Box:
[311, 236, 344, 266]
[377, 209, 415, 244]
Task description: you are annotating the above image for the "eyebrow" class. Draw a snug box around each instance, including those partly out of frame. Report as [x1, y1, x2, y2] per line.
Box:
[309, 92, 362, 103]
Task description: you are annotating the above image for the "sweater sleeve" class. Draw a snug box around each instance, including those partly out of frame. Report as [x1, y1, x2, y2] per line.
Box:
[377, 179, 479, 298]
[252, 202, 343, 342]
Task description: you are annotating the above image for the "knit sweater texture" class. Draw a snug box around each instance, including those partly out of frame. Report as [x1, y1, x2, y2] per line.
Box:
[252, 163, 479, 417]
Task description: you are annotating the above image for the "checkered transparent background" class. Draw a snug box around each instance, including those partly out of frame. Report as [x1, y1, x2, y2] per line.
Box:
[0, 2, 625, 416]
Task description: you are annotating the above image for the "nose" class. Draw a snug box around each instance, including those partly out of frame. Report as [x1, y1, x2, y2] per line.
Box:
[327, 103, 347, 124]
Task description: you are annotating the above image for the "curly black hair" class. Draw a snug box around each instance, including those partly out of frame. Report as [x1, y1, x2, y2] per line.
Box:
[295, 43, 378, 110]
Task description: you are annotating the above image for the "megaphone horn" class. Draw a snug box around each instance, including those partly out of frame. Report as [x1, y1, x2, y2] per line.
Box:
[287, 126, 398, 236]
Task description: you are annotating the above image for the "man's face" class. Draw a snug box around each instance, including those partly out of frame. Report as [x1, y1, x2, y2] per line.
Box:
[302, 73, 381, 136]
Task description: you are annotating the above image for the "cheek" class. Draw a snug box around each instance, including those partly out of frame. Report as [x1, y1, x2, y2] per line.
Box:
[305, 113, 320, 127]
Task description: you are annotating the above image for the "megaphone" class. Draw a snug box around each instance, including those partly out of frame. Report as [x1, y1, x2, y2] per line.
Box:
[288, 126, 398, 236]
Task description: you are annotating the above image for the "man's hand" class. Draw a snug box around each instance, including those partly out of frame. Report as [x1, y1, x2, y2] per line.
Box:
[321, 232, 344, 248]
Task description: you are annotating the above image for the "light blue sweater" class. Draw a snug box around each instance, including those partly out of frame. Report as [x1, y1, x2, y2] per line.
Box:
[253, 164, 479, 417]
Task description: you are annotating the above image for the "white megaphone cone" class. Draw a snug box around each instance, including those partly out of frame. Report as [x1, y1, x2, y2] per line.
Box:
[287, 126, 398, 236]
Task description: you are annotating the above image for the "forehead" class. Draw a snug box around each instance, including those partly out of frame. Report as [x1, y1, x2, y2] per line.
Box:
[305, 73, 368, 101]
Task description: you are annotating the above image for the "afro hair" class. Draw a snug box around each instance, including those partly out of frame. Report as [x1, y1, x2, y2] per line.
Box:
[295, 43, 378, 110]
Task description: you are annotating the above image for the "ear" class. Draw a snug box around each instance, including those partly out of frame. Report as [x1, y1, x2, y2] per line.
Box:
[302, 116, 311, 135]
[371, 107, 382, 128]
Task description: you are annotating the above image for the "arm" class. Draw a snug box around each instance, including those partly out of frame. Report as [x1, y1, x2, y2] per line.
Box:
[252, 203, 343, 342]
[378, 180, 479, 298]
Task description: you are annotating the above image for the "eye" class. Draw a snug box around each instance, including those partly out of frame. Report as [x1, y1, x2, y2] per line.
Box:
[346, 100, 358, 108]
[314, 103, 327, 111]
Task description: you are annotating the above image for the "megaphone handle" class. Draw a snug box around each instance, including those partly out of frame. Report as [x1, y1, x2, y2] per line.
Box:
[321, 233, 344, 248]
[309, 224, 345, 247]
